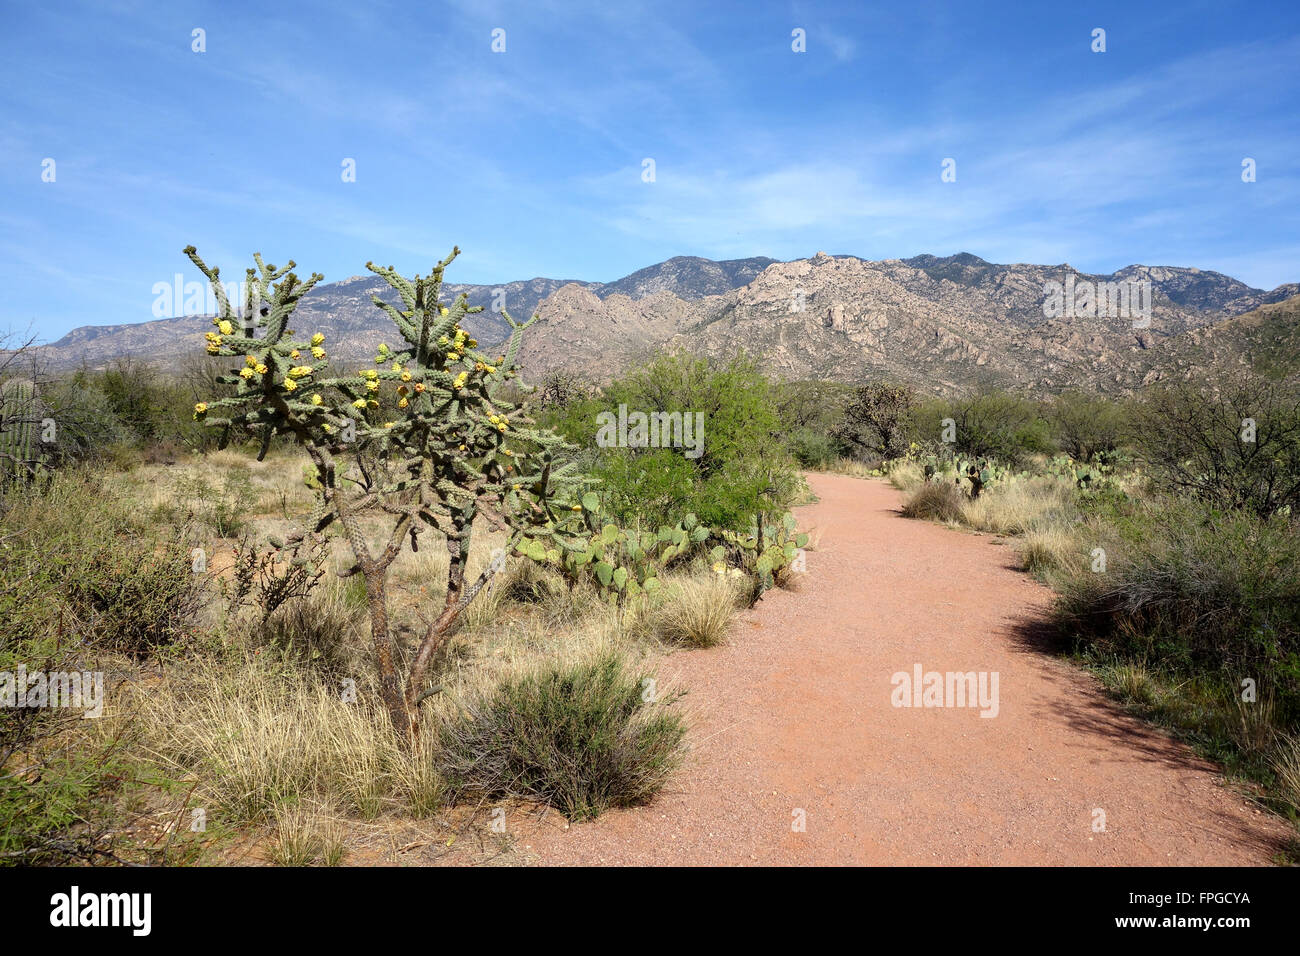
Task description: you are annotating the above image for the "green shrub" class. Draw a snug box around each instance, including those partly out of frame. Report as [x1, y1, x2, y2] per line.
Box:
[911, 390, 1050, 464]
[785, 427, 843, 468]
[1056, 501, 1300, 720]
[435, 652, 686, 821]
[1048, 390, 1128, 463]
[772, 379, 853, 466]
[0, 470, 205, 654]
[545, 352, 802, 532]
[172, 470, 254, 537]
[588, 447, 696, 531]
[0, 632, 150, 865]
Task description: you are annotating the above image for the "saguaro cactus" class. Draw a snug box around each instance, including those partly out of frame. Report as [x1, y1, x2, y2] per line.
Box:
[188, 245, 593, 743]
[0, 378, 49, 489]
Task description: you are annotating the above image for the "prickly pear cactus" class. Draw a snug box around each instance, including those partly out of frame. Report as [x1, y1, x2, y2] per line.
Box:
[710, 511, 808, 598]
[530, 494, 711, 602]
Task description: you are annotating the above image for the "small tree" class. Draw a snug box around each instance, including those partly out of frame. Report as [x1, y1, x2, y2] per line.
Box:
[1048, 390, 1126, 463]
[1132, 374, 1300, 519]
[835, 383, 915, 462]
[188, 245, 594, 743]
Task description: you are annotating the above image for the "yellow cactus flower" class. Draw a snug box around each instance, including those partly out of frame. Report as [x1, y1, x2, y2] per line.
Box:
[310, 346, 326, 360]
[440, 306, 449, 316]
[289, 366, 313, 378]
[290, 349, 300, 358]
[310, 394, 323, 405]
[414, 382, 426, 393]
[438, 335, 449, 346]
[193, 402, 208, 414]
[362, 369, 378, 380]
[383, 421, 395, 429]
[400, 371, 412, 382]
[206, 344, 220, 355]
[397, 397, 409, 408]
[365, 380, 379, 392]
[218, 320, 234, 335]
[391, 361, 402, 371]
[246, 355, 258, 367]
[311, 333, 325, 345]
[255, 364, 268, 375]
[353, 398, 367, 409]
[239, 367, 254, 379]
[283, 378, 298, 391]
[205, 332, 220, 343]
[485, 365, 496, 374]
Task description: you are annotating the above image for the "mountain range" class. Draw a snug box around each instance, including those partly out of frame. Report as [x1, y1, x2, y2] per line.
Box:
[18, 252, 1300, 395]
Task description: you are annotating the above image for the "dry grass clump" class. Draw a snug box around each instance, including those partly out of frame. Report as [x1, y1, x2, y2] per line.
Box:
[1019, 524, 1086, 576]
[959, 476, 1077, 536]
[884, 459, 925, 492]
[1270, 735, 1300, 817]
[133, 654, 442, 824]
[900, 480, 966, 522]
[247, 581, 370, 679]
[266, 804, 347, 866]
[631, 572, 744, 648]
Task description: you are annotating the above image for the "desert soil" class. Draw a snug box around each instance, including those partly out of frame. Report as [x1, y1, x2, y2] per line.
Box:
[505, 473, 1292, 865]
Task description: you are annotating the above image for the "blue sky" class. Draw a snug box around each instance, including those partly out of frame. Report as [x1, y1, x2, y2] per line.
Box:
[2, 0, 1298, 342]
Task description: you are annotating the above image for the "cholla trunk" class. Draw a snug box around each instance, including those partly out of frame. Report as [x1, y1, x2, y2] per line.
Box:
[363, 567, 411, 743]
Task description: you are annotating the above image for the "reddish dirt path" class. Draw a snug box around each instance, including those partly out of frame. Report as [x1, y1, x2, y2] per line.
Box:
[513, 474, 1292, 865]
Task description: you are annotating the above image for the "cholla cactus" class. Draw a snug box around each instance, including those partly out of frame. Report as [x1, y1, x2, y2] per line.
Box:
[188, 244, 593, 743]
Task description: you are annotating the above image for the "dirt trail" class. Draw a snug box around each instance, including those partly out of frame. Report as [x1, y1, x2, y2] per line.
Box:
[515, 474, 1291, 865]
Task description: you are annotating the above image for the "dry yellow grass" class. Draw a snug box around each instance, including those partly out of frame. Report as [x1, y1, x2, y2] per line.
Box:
[959, 475, 1076, 536]
[829, 458, 878, 480]
[1270, 735, 1300, 817]
[631, 571, 745, 648]
[1019, 524, 1087, 576]
[89, 443, 753, 852]
[884, 459, 926, 493]
[130, 653, 441, 823]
